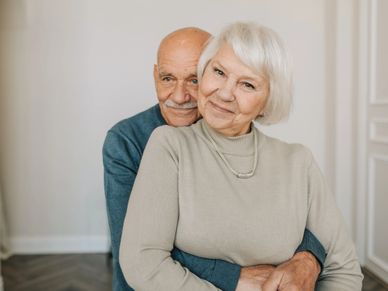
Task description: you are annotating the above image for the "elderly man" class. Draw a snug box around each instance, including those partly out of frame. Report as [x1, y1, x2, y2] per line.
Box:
[103, 27, 325, 291]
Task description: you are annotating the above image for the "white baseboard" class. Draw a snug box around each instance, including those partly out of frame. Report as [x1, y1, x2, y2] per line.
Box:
[9, 235, 110, 254]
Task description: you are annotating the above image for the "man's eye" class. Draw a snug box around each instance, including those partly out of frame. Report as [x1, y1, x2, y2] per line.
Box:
[162, 76, 172, 82]
[190, 79, 198, 85]
[213, 67, 224, 76]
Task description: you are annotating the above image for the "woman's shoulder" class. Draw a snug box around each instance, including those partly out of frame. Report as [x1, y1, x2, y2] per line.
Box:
[148, 125, 179, 144]
[151, 124, 196, 138]
[148, 124, 197, 147]
[259, 131, 314, 162]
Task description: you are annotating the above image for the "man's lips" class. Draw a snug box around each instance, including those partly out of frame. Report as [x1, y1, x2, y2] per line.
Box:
[165, 106, 197, 116]
[166, 106, 197, 111]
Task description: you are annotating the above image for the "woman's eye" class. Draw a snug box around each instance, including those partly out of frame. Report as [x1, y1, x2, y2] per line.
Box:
[242, 82, 255, 90]
[213, 67, 224, 76]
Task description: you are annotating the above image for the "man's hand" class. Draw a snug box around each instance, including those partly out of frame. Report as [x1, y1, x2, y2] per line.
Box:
[236, 265, 275, 291]
[262, 251, 320, 291]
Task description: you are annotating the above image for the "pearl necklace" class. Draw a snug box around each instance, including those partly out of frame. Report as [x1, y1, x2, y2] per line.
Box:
[204, 123, 258, 179]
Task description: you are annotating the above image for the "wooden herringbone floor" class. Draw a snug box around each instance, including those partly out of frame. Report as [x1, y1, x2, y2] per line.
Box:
[2, 254, 112, 291]
[1, 254, 388, 291]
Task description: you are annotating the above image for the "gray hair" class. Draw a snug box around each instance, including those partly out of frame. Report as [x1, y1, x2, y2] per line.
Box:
[197, 22, 293, 125]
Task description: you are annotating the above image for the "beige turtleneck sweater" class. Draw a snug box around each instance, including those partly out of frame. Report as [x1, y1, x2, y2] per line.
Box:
[120, 119, 362, 291]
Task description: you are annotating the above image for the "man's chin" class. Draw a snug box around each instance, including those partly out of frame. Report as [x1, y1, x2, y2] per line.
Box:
[168, 116, 199, 127]
[166, 113, 200, 127]
[162, 108, 200, 127]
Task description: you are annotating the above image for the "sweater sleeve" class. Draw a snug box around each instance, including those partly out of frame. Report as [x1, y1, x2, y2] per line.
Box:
[295, 229, 326, 270]
[305, 153, 363, 291]
[171, 248, 240, 291]
[119, 127, 221, 291]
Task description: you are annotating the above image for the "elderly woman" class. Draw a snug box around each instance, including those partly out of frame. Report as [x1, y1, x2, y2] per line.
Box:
[119, 22, 363, 290]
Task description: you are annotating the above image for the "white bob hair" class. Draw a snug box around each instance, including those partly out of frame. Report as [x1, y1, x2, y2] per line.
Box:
[197, 22, 293, 125]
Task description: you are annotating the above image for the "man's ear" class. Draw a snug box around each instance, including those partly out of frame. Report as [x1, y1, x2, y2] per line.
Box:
[153, 64, 158, 84]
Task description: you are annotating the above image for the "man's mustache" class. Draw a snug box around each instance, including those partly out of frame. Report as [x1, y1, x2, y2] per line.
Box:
[164, 99, 198, 109]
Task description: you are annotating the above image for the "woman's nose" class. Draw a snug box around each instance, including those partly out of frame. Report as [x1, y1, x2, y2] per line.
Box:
[217, 79, 235, 102]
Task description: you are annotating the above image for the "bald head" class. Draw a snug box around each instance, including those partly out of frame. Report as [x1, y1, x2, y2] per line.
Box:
[157, 27, 211, 64]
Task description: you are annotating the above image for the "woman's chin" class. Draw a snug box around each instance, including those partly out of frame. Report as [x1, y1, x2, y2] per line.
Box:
[204, 115, 228, 129]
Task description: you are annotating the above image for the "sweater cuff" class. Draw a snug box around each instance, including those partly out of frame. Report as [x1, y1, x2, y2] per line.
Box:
[295, 229, 326, 271]
[211, 260, 241, 291]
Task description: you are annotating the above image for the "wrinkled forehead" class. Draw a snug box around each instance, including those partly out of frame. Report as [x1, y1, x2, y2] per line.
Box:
[157, 46, 201, 79]
[157, 61, 198, 80]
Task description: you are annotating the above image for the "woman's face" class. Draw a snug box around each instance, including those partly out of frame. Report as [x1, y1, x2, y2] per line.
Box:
[198, 44, 269, 137]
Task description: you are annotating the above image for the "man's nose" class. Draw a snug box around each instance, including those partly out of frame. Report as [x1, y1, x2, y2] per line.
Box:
[171, 81, 190, 104]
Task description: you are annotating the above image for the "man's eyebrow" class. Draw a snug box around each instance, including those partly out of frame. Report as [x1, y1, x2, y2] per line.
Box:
[158, 72, 197, 79]
[187, 73, 198, 79]
[158, 71, 173, 77]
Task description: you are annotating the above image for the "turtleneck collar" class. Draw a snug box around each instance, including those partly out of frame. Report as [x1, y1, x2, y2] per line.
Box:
[196, 119, 259, 156]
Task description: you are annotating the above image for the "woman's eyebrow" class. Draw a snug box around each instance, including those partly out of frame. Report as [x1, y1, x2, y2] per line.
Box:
[212, 60, 261, 82]
[212, 60, 226, 71]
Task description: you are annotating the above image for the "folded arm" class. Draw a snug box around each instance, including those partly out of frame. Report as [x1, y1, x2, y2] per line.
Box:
[119, 128, 222, 290]
[104, 129, 240, 290]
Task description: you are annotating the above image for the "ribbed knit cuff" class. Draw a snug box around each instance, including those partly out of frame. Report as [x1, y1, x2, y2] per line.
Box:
[295, 229, 326, 271]
[210, 260, 241, 291]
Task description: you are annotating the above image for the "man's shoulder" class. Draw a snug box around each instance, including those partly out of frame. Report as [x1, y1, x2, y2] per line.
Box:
[108, 104, 165, 139]
[103, 104, 166, 157]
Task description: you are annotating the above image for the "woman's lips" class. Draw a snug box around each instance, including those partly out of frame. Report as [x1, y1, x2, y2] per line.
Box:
[209, 101, 234, 114]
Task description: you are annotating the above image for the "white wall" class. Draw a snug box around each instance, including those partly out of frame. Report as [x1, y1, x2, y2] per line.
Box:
[0, 0, 341, 253]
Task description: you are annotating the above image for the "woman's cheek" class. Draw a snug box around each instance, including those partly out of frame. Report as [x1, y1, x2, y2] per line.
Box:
[200, 74, 217, 96]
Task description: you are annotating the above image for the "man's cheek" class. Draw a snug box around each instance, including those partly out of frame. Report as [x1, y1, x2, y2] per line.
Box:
[157, 88, 171, 102]
[190, 88, 199, 100]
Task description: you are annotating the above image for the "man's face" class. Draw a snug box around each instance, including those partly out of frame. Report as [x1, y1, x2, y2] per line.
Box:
[154, 45, 202, 127]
